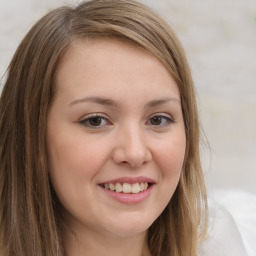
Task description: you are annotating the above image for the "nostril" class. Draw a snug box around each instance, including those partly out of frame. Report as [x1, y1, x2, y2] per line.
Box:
[120, 161, 129, 166]
[111, 142, 152, 167]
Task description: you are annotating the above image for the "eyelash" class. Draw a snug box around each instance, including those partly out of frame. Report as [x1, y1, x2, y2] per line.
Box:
[147, 114, 174, 127]
[79, 113, 111, 128]
[79, 113, 174, 128]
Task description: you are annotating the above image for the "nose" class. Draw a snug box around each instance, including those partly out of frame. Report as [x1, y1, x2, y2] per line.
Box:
[112, 125, 152, 168]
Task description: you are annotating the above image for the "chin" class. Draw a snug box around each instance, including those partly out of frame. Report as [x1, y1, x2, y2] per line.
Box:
[102, 214, 155, 238]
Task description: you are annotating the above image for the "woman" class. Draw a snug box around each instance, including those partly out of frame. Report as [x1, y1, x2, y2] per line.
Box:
[0, 0, 208, 255]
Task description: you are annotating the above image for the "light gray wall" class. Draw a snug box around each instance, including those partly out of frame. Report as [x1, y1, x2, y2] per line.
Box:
[1, 0, 255, 193]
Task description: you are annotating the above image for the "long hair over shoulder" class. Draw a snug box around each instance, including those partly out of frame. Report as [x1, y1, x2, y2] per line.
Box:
[0, 0, 208, 255]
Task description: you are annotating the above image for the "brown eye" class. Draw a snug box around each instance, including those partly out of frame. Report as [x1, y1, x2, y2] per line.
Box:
[150, 116, 163, 125]
[88, 117, 103, 126]
[79, 115, 109, 128]
[147, 115, 174, 127]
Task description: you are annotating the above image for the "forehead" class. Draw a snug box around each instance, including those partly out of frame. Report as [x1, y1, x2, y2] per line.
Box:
[55, 38, 180, 103]
[57, 37, 167, 77]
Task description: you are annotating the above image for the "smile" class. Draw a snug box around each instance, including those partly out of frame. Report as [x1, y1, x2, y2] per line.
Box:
[101, 182, 149, 194]
[98, 177, 155, 203]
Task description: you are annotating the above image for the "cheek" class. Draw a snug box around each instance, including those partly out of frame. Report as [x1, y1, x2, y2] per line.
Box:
[47, 135, 109, 201]
[47, 136, 111, 220]
[148, 132, 186, 220]
[154, 132, 186, 189]
[48, 134, 107, 178]
[158, 134, 186, 170]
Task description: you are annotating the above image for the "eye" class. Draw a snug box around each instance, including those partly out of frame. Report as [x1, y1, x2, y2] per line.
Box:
[79, 114, 110, 128]
[147, 114, 174, 127]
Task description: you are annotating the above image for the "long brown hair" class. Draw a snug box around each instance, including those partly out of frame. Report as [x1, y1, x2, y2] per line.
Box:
[0, 0, 208, 255]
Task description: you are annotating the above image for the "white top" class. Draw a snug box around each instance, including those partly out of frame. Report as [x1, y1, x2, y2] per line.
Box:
[199, 190, 256, 256]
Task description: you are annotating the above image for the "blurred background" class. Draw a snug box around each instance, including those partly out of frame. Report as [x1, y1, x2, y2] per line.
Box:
[0, 0, 255, 194]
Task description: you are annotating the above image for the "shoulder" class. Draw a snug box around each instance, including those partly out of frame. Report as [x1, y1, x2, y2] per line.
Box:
[198, 190, 256, 256]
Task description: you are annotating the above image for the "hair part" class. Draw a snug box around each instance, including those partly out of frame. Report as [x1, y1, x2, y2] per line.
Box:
[0, 1, 208, 255]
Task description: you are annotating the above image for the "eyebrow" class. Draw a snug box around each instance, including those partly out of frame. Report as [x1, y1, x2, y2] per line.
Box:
[145, 97, 180, 108]
[69, 96, 118, 107]
[69, 96, 180, 108]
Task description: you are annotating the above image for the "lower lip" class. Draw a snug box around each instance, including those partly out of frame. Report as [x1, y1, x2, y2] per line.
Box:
[99, 185, 154, 204]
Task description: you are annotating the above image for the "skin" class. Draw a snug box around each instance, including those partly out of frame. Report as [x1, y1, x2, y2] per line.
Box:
[47, 38, 186, 256]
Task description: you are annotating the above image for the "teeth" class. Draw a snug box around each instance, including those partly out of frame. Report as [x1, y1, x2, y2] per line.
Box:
[109, 183, 115, 191]
[103, 182, 149, 193]
[132, 183, 140, 194]
[115, 183, 123, 193]
[123, 183, 132, 193]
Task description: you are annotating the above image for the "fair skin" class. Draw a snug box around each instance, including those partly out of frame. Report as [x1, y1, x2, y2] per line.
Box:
[47, 38, 186, 256]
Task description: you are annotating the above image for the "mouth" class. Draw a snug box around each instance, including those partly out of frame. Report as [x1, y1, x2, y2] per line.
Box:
[99, 182, 152, 194]
[98, 177, 155, 204]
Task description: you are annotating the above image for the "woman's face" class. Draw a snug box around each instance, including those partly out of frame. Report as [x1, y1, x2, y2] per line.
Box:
[47, 39, 186, 238]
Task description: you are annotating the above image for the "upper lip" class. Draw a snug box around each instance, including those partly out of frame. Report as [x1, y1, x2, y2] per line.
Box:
[99, 176, 156, 185]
